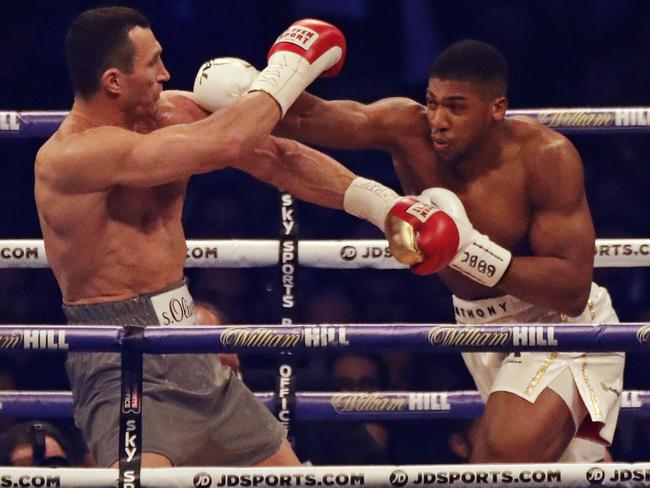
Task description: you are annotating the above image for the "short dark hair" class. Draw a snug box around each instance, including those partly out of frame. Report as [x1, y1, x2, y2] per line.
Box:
[429, 39, 508, 98]
[65, 6, 151, 98]
[0, 421, 73, 466]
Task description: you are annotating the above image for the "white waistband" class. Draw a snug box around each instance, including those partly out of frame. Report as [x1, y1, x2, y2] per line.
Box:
[150, 283, 197, 326]
[452, 294, 533, 324]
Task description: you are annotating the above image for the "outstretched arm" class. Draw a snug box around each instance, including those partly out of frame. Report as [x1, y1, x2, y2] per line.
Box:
[51, 92, 281, 192]
[159, 93, 409, 232]
[48, 19, 347, 193]
[189, 57, 427, 154]
[277, 93, 427, 152]
[235, 136, 354, 210]
[234, 136, 437, 268]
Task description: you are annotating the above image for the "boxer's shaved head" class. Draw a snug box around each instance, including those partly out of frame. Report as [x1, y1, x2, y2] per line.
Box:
[66, 6, 151, 98]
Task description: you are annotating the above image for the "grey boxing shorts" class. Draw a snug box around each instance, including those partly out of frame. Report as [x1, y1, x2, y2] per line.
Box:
[64, 279, 285, 466]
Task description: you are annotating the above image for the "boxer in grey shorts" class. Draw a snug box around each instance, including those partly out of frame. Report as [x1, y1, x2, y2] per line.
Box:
[64, 280, 285, 466]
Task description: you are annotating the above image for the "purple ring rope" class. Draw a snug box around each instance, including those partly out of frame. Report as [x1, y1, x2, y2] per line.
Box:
[0, 111, 67, 137]
[1, 390, 646, 420]
[0, 323, 646, 353]
[2, 108, 650, 138]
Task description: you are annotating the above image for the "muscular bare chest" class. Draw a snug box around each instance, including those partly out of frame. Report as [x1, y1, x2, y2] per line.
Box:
[394, 139, 531, 254]
[107, 182, 186, 230]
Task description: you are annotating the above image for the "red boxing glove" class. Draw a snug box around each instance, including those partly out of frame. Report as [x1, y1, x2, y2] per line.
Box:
[249, 19, 346, 116]
[386, 197, 460, 275]
[418, 188, 512, 287]
[270, 19, 346, 77]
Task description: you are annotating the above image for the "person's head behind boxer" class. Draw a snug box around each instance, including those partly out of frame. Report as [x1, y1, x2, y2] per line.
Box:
[0, 421, 73, 467]
[426, 39, 508, 165]
[65, 6, 170, 120]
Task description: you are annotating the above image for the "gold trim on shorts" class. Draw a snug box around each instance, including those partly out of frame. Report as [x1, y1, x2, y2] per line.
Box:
[524, 352, 559, 397]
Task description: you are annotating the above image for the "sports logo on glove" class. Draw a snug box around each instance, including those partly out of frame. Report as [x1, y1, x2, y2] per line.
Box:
[405, 202, 437, 223]
[276, 26, 319, 50]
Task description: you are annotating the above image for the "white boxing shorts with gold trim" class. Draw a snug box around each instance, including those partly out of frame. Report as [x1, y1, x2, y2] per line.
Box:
[454, 282, 624, 462]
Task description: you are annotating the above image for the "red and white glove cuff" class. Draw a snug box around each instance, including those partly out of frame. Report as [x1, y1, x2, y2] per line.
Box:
[449, 231, 512, 287]
[343, 177, 399, 232]
[250, 48, 342, 116]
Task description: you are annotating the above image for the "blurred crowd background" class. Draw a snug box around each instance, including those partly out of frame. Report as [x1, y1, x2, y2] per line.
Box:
[1, 0, 650, 464]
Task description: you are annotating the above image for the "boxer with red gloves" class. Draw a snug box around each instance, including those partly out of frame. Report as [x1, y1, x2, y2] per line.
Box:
[251, 19, 345, 116]
[275, 39, 623, 465]
[194, 19, 344, 117]
[387, 189, 511, 286]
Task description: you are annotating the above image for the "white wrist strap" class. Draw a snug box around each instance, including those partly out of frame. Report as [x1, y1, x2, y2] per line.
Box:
[343, 177, 398, 232]
[250, 48, 342, 116]
[450, 232, 512, 287]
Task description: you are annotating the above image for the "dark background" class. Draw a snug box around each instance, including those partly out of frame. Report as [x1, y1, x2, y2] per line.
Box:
[1, 0, 650, 462]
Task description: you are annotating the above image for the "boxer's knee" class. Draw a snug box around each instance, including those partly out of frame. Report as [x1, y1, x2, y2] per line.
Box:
[471, 425, 572, 462]
[470, 421, 532, 462]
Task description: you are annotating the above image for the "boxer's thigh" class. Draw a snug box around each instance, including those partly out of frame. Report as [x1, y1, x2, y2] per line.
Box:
[471, 387, 580, 462]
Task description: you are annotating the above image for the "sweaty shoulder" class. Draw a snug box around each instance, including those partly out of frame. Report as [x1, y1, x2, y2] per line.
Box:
[155, 90, 209, 127]
[368, 97, 429, 148]
[509, 116, 579, 166]
[508, 116, 584, 204]
[373, 97, 428, 132]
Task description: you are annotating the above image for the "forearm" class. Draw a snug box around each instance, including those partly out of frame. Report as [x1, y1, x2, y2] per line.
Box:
[278, 94, 380, 150]
[123, 92, 282, 187]
[193, 92, 281, 163]
[497, 256, 593, 316]
[245, 138, 355, 209]
[237, 137, 401, 234]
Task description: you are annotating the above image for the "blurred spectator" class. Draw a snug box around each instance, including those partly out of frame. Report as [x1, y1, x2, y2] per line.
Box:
[384, 352, 416, 390]
[332, 353, 387, 391]
[293, 353, 390, 465]
[0, 355, 19, 432]
[0, 421, 73, 467]
[332, 354, 390, 452]
[447, 419, 479, 462]
[195, 301, 241, 375]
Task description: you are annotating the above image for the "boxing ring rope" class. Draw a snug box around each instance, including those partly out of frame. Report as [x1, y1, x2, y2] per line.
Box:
[3, 107, 650, 137]
[3, 463, 650, 488]
[0, 463, 650, 488]
[1, 390, 648, 420]
[1, 238, 649, 268]
[1, 323, 649, 353]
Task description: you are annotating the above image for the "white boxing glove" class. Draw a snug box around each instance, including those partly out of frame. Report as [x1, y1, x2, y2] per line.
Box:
[193, 57, 259, 112]
[418, 188, 469, 222]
